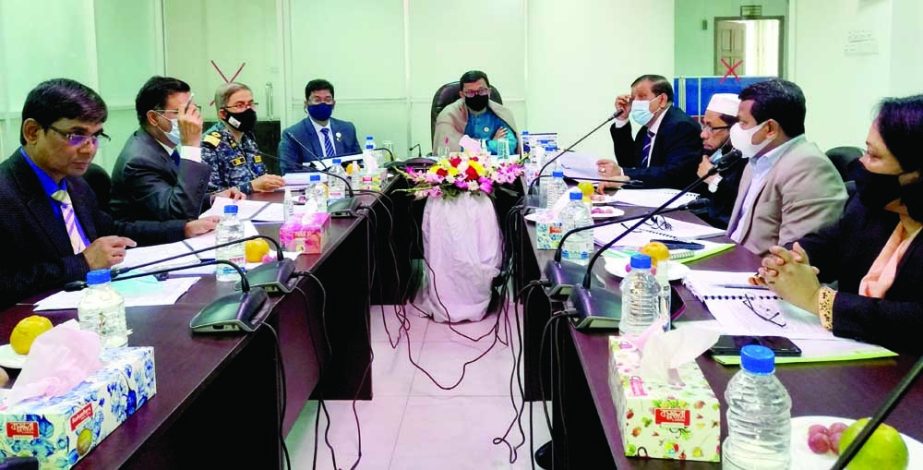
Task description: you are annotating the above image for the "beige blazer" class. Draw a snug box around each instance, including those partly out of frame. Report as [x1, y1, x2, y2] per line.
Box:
[727, 138, 847, 256]
[433, 98, 519, 153]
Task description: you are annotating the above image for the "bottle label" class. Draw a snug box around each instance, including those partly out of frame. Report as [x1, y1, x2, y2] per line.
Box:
[654, 408, 690, 426]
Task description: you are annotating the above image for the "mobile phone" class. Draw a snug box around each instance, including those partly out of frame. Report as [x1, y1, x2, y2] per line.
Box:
[650, 239, 705, 251]
[709, 335, 802, 357]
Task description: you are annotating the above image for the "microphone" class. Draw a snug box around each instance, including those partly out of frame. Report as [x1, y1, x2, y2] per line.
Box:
[525, 112, 619, 205]
[374, 147, 395, 162]
[307, 168, 360, 218]
[113, 234, 295, 295]
[408, 143, 423, 158]
[567, 149, 744, 328]
[543, 199, 708, 300]
[66, 259, 270, 334]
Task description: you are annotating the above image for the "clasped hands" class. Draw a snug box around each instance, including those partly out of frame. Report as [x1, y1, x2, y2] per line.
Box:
[751, 242, 823, 315]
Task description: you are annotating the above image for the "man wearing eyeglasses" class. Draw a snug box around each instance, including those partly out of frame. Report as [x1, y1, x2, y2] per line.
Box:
[433, 70, 518, 155]
[0, 79, 219, 308]
[693, 93, 745, 229]
[110, 76, 245, 222]
[278, 79, 361, 173]
[201, 82, 284, 194]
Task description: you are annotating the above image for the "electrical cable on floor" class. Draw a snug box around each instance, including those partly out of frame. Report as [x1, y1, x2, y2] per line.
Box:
[261, 323, 292, 470]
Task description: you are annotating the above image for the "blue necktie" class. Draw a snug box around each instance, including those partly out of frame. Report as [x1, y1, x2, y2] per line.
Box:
[321, 128, 336, 158]
[170, 149, 181, 167]
[640, 130, 655, 167]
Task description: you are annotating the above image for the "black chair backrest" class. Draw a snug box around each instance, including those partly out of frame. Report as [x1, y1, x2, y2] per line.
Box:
[430, 81, 503, 144]
[825, 146, 863, 182]
[83, 163, 112, 213]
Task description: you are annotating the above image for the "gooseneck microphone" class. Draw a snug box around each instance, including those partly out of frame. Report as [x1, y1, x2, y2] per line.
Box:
[525, 110, 621, 203]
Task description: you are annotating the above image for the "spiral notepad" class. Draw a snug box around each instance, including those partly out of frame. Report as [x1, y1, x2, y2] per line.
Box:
[683, 270, 780, 301]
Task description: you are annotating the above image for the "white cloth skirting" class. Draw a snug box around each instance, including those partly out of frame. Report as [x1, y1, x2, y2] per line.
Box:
[414, 193, 502, 323]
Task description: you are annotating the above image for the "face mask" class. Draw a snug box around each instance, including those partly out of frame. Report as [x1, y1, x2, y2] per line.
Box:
[708, 147, 724, 164]
[465, 94, 489, 112]
[729, 122, 771, 159]
[224, 108, 257, 133]
[629, 99, 654, 125]
[855, 167, 901, 209]
[162, 117, 181, 145]
[307, 103, 334, 122]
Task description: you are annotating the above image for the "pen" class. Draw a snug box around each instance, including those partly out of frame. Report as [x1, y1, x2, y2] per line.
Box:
[716, 284, 770, 290]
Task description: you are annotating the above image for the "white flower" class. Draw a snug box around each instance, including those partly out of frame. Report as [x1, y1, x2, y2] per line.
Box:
[467, 181, 479, 191]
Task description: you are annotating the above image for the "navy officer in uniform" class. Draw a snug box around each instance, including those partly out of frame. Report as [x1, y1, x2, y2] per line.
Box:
[202, 82, 285, 194]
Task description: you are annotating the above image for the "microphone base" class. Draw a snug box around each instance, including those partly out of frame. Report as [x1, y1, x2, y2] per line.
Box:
[543, 259, 588, 301]
[329, 196, 360, 218]
[568, 285, 622, 331]
[190, 288, 269, 334]
[236, 259, 295, 295]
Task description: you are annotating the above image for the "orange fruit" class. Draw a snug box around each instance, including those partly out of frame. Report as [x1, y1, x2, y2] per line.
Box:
[10, 315, 53, 355]
[640, 242, 670, 266]
[244, 239, 271, 263]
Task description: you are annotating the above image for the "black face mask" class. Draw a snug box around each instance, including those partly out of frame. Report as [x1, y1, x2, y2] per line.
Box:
[855, 167, 903, 209]
[224, 108, 257, 133]
[465, 94, 489, 112]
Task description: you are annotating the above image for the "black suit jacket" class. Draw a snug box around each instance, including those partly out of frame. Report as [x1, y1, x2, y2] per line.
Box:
[696, 148, 745, 229]
[278, 117, 361, 174]
[110, 129, 211, 221]
[798, 196, 923, 353]
[610, 106, 703, 189]
[0, 150, 186, 308]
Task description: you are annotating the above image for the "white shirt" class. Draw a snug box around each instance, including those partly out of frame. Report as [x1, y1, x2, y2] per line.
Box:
[614, 108, 667, 168]
[156, 140, 202, 163]
[311, 119, 337, 157]
[729, 135, 806, 242]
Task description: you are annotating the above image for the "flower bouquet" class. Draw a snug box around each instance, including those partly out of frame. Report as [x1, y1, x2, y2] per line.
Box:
[401, 154, 524, 200]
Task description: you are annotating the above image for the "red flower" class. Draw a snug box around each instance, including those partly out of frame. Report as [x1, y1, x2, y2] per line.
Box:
[436, 168, 448, 177]
[470, 156, 479, 162]
[465, 166, 479, 180]
[449, 156, 462, 167]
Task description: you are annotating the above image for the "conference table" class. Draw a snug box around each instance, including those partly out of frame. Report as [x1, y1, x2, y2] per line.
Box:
[513, 204, 923, 469]
[0, 181, 402, 468]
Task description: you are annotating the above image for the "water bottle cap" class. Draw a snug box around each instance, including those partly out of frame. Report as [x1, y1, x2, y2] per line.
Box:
[366, 136, 373, 140]
[552, 170, 564, 178]
[86, 269, 111, 285]
[309, 174, 321, 181]
[569, 190, 582, 200]
[332, 158, 342, 164]
[223, 204, 239, 215]
[740, 345, 775, 374]
[629, 254, 652, 269]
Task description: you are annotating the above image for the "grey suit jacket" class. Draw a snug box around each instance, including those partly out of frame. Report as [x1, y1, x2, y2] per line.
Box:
[110, 129, 211, 221]
[727, 137, 847, 256]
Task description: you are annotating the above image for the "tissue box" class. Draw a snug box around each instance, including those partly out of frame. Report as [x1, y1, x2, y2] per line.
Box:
[534, 212, 563, 250]
[280, 212, 330, 254]
[0, 347, 156, 469]
[608, 337, 721, 462]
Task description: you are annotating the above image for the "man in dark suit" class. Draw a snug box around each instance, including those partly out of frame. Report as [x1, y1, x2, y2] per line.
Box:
[110, 76, 245, 221]
[693, 93, 746, 229]
[278, 79, 361, 173]
[597, 74, 703, 190]
[0, 79, 218, 308]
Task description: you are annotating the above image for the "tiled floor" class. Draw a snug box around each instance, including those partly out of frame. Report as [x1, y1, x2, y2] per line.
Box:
[285, 304, 551, 469]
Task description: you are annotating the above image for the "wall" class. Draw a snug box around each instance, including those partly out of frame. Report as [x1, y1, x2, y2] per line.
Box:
[674, 0, 788, 77]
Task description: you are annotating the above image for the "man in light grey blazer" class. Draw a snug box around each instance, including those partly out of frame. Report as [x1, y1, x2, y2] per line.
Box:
[726, 79, 847, 256]
[110, 76, 244, 222]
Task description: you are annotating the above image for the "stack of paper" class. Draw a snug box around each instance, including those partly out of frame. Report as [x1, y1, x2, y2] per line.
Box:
[593, 216, 725, 248]
[34, 277, 201, 311]
[609, 189, 700, 209]
[684, 270, 777, 300]
[118, 241, 199, 274]
[199, 197, 272, 221]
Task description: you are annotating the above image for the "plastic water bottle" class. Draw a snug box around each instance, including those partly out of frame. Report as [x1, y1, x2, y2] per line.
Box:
[77, 269, 127, 348]
[653, 260, 672, 331]
[283, 187, 294, 222]
[521, 130, 530, 159]
[560, 190, 593, 264]
[723, 345, 792, 470]
[328, 158, 347, 201]
[542, 170, 567, 209]
[309, 173, 328, 211]
[215, 205, 245, 282]
[348, 161, 362, 191]
[363, 136, 379, 173]
[619, 254, 661, 335]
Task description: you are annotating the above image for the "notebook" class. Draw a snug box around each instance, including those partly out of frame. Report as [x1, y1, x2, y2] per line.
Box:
[684, 270, 779, 300]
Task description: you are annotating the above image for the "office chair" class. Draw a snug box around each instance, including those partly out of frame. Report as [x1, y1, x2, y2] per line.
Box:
[430, 81, 503, 146]
[825, 146, 863, 182]
[83, 163, 112, 213]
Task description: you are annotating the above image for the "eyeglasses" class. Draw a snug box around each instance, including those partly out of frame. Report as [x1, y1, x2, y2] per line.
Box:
[701, 124, 731, 134]
[742, 295, 787, 328]
[47, 126, 110, 148]
[152, 105, 202, 117]
[643, 215, 673, 231]
[223, 102, 258, 112]
[461, 88, 490, 98]
[307, 97, 335, 105]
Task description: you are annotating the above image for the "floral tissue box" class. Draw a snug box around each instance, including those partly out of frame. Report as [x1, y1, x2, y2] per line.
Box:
[608, 337, 721, 462]
[280, 212, 330, 254]
[534, 212, 563, 250]
[0, 347, 156, 469]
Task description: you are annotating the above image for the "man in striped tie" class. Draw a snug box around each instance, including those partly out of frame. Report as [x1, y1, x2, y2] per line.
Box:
[597, 74, 702, 190]
[0, 79, 220, 308]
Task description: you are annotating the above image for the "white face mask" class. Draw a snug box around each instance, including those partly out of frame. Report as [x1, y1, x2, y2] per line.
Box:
[629, 99, 654, 126]
[729, 122, 771, 159]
